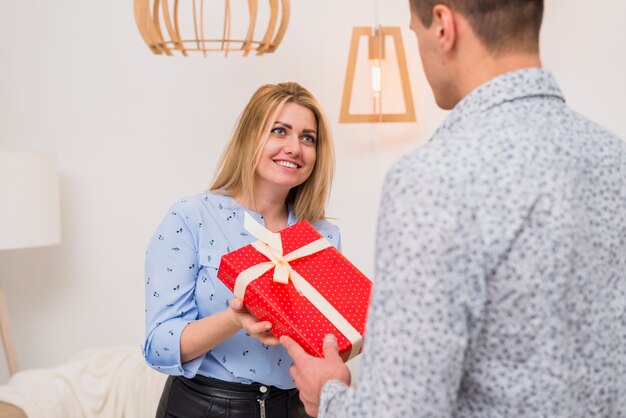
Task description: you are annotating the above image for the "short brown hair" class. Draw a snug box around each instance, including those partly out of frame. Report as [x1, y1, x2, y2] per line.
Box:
[209, 82, 335, 223]
[410, 0, 543, 54]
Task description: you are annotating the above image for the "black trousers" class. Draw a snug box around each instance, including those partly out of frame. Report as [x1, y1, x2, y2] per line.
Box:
[156, 375, 312, 418]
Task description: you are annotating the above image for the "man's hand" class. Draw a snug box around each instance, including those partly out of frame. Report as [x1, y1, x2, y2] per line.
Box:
[229, 298, 280, 345]
[281, 334, 351, 417]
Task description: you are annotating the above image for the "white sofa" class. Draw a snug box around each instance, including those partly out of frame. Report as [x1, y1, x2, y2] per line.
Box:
[0, 346, 167, 418]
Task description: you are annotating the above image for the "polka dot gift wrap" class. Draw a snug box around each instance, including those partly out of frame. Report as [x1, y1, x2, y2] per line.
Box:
[217, 220, 372, 361]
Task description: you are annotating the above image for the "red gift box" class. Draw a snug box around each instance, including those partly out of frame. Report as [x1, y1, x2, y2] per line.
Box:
[217, 213, 372, 361]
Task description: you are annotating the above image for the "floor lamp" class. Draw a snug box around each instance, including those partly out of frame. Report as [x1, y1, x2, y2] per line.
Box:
[0, 150, 62, 375]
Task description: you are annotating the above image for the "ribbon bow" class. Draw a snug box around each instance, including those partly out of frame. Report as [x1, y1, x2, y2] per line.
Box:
[244, 212, 332, 284]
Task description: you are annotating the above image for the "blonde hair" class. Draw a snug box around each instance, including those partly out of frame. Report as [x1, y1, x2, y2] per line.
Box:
[209, 82, 335, 223]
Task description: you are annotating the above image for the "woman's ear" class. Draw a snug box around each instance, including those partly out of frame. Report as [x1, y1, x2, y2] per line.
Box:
[432, 4, 456, 52]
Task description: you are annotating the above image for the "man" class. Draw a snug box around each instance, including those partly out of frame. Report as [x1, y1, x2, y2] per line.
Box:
[281, 0, 626, 416]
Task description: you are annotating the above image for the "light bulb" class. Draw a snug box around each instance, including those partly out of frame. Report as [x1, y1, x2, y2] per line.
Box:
[371, 59, 381, 98]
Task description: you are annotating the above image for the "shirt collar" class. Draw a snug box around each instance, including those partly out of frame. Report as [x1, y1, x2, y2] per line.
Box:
[209, 192, 296, 227]
[440, 67, 565, 131]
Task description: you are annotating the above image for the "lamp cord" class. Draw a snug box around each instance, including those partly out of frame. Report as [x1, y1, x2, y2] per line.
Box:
[373, 0, 379, 28]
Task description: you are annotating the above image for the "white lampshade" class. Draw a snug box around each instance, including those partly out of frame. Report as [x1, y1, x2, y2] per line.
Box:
[0, 150, 62, 250]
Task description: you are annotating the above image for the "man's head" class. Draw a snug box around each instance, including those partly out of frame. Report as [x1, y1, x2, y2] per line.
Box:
[409, 0, 543, 109]
[410, 0, 543, 54]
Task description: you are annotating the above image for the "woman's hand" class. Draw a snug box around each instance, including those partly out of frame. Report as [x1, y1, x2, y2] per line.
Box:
[229, 298, 280, 346]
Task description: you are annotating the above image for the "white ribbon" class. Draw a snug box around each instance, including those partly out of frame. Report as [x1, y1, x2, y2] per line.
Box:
[233, 212, 363, 359]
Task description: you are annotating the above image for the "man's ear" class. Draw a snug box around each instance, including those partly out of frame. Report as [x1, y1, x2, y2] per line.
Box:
[432, 4, 456, 52]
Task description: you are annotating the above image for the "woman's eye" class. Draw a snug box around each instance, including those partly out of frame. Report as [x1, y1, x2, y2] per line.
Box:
[302, 135, 316, 144]
[271, 127, 286, 135]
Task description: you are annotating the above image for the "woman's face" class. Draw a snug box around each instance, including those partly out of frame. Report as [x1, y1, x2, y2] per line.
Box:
[255, 102, 318, 196]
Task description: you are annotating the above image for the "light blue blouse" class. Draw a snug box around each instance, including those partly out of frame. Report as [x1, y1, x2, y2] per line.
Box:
[143, 192, 341, 389]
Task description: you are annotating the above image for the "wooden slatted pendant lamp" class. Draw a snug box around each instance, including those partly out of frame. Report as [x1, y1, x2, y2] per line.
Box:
[134, 0, 290, 57]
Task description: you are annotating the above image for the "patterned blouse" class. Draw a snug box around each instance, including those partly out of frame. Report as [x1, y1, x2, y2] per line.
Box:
[143, 192, 341, 389]
[320, 68, 626, 417]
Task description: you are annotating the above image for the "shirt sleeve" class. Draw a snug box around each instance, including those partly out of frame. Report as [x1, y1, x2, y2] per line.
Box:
[318, 160, 486, 417]
[143, 201, 204, 377]
[312, 219, 342, 252]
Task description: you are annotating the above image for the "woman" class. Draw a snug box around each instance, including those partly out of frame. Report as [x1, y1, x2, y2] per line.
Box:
[144, 82, 340, 418]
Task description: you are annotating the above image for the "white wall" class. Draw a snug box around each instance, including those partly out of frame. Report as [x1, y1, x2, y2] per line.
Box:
[0, 0, 624, 383]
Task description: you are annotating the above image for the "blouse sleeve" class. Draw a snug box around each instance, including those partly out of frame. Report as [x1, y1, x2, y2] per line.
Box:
[143, 200, 204, 377]
[313, 219, 342, 252]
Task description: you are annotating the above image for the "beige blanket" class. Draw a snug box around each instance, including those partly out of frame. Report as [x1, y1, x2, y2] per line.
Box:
[0, 346, 167, 418]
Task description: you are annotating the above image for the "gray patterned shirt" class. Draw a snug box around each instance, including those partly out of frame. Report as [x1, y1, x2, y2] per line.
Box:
[320, 68, 626, 417]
